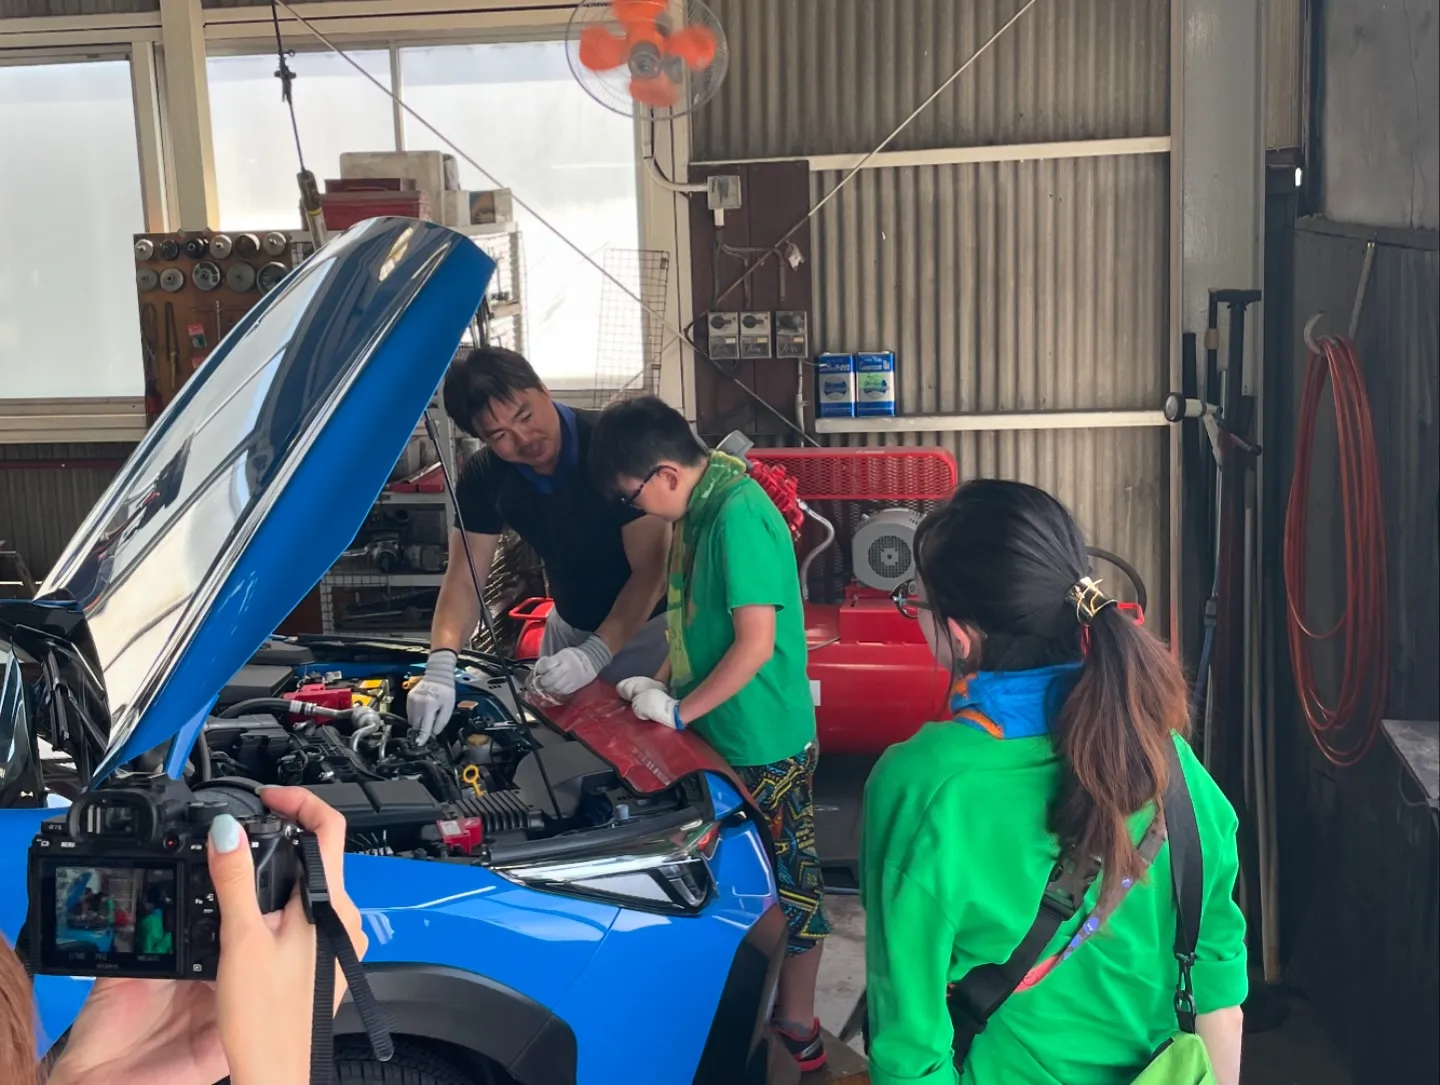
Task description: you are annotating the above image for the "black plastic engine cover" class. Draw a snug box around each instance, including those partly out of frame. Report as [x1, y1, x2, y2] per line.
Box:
[513, 742, 613, 820]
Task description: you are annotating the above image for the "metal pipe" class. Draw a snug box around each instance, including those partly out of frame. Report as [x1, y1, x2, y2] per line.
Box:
[797, 504, 836, 603]
[815, 408, 1168, 435]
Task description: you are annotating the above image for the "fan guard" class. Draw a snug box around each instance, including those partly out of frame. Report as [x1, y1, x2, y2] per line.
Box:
[565, 0, 730, 120]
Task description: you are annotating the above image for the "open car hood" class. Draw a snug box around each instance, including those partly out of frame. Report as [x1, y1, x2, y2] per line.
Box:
[36, 218, 492, 781]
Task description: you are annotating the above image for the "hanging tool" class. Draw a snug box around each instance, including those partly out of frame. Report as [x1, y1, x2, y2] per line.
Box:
[139, 302, 163, 424]
[269, 0, 328, 252]
[162, 301, 181, 403]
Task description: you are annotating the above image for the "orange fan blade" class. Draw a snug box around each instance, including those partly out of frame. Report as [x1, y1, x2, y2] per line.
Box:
[578, 24, 632, 71]
[665, 25, 717, 69]
[629, 73, 680, 108]
[611, 0, 666, 29]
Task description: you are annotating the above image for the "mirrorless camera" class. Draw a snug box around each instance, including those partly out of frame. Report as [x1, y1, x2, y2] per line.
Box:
[25, 777, 300, 980]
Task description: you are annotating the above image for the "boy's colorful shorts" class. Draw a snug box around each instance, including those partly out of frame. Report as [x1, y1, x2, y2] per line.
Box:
[734, 743, 830, 956]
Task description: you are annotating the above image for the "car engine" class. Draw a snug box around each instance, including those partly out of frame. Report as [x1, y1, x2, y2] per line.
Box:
[203, 654, 693, 863]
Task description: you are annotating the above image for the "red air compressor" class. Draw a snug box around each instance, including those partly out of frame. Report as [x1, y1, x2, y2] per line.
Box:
[509, 440, 960, 757]
[509, 439, 1146, 757]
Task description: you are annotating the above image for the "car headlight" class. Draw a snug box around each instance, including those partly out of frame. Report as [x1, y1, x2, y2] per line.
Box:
[495, 817, 722, 913]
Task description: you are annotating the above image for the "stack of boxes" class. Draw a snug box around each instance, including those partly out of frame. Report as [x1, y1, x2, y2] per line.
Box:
[320, 150, 514, 233]
[816, 351, 897, 420]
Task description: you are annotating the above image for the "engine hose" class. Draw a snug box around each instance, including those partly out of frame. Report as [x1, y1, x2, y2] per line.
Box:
[1283, 333, 1389, 767]
[217, 697, 349, 721]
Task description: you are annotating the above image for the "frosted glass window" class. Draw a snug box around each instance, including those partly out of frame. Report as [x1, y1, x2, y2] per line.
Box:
[0, 60, 145, 399]
[208, 51, 395, 232]
[399, 42, 639, 386]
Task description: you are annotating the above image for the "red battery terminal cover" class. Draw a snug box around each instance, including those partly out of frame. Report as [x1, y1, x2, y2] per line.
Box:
[290, 683, 355, 718]
[436, 817, 486, 856]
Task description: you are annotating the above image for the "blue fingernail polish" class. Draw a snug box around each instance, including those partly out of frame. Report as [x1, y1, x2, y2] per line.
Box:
[210, 813, 242, 853]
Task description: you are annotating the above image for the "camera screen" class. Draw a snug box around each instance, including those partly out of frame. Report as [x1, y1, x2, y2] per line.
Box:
[43, 863, 179, 975]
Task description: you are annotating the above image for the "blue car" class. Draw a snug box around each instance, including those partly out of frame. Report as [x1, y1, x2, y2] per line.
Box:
[0, 218, 787, 1085]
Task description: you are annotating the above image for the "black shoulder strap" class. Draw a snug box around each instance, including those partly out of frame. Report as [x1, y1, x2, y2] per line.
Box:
[947, 854, 1099, 1058]
[947, 738, 1203, 1064]
[1162, 739, 1204, 1034]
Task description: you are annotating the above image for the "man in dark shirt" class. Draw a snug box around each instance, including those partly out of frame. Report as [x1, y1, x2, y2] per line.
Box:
[406, 347, 670, 743]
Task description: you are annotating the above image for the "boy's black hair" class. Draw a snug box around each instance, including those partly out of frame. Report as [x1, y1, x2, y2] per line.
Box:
[589, 395, 707, 495]
[442, 346, 544, 437]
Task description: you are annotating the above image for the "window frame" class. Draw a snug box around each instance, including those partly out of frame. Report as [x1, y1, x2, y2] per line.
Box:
[0, 46, 161, 437]
[0, 1, 694, 433]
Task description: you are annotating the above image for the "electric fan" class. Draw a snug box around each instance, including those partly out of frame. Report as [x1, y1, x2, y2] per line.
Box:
[566, 0, 730, 118]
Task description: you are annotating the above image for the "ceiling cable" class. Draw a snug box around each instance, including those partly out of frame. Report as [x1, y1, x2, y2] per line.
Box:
[680, 0, 1043, 344]
[272, 0, 817, 444]
[270, 0, 1039, 442]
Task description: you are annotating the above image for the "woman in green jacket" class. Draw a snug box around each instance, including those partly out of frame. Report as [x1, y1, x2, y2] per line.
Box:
[861, 480, 1247, 1085]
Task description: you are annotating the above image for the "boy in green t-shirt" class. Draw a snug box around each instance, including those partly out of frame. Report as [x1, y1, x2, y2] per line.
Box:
[589, 396, 829, 1073]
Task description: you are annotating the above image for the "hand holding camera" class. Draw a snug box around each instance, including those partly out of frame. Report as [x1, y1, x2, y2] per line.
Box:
[34, 786, 370, 1085]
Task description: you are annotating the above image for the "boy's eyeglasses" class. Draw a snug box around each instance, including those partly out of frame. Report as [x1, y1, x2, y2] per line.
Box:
[890, 582, 933, 620]
[619, 466, 663, 508]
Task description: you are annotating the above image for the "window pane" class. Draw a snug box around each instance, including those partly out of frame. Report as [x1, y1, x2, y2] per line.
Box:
[400, 42, 639, 386]
[208, 51, 395, 231]
[0, 61, 144, 399]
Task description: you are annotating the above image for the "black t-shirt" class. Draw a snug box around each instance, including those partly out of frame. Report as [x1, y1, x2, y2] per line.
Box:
[454, 406, 654, 633]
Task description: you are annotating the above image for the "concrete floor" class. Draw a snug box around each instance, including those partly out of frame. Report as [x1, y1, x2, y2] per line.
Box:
[809, 898, 1354, 1084]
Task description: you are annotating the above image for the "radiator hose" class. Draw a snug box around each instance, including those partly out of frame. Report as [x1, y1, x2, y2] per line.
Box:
[1282, 333, 1388, 766]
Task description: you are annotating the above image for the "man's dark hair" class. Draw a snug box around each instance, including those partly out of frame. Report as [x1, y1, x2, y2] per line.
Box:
[589, 395, 707, 495]
[442, 346, 544, 437]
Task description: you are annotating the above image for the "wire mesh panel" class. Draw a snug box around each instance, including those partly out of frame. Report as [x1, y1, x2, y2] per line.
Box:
[592, 248, 670, 407]
[471, 226, 527, 356]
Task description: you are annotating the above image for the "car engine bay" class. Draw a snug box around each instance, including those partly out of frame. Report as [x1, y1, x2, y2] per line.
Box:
[201, 640, 702, 866]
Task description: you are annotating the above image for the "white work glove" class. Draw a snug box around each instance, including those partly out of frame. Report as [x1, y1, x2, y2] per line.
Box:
[615, 676, 668, 702]
[630, 687, 683, 730]
[530, 634, 613, 697]
[407, 649, 457, 743]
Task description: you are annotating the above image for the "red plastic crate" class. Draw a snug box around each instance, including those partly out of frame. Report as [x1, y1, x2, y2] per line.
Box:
[320, 191, 432, 231]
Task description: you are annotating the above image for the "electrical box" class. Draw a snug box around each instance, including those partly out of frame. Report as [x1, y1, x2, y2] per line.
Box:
[740, 312, 772, 359]
[706, 174, 742, 212]
[775, 311, 809, 358]
[706, 312, 740, 360]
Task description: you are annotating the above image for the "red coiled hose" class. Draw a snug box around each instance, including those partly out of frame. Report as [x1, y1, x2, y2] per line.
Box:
[1283, 333, 1389, 766]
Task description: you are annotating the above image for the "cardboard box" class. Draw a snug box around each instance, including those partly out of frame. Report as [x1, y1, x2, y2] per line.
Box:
[339, 151, 458, 220]
[443, 188, 514, 227]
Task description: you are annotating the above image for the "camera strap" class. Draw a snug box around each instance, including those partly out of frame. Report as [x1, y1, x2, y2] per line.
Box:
[297, 831, 394, 1083]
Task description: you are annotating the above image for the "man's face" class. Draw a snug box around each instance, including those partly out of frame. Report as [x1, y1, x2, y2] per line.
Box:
[616, 463, 688, 522]
[475, 388, 561, 471]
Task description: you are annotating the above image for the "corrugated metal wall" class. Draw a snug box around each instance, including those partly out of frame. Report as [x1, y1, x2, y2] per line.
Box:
[694, 0, 1169, 161]
[0, 0, 156, 15]
[0, 444, 126, 579]
[697, 0, 1173, 617]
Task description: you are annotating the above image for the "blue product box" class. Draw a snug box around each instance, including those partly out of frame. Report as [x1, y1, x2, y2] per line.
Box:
[855, 352, 897, 416]
[815, 354, 856, 418]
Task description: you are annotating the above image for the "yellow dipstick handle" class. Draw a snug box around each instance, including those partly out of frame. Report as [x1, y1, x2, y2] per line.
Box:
[460, 764, 484, 798]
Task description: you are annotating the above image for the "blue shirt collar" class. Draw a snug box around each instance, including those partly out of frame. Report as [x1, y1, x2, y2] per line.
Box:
[513, 402, 579, 495]
[950, 663, 1083, 739]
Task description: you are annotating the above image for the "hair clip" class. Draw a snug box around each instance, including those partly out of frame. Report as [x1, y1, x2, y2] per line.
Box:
[1067, 576, 1117, 626]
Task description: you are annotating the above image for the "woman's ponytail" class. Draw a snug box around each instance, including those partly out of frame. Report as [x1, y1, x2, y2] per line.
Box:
[1052, 602, 1189, 898]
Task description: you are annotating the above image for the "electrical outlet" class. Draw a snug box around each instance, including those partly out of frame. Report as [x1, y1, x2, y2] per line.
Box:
[706, 312, 740, 360]
[706, 174, 742, 212]
[775, 311, 809, 358]
[740, 312, 773, 359]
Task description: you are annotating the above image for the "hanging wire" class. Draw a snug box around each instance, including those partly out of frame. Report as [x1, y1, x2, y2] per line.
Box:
[268, 0, 1041, 442]
[268, 0, 306, 173]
